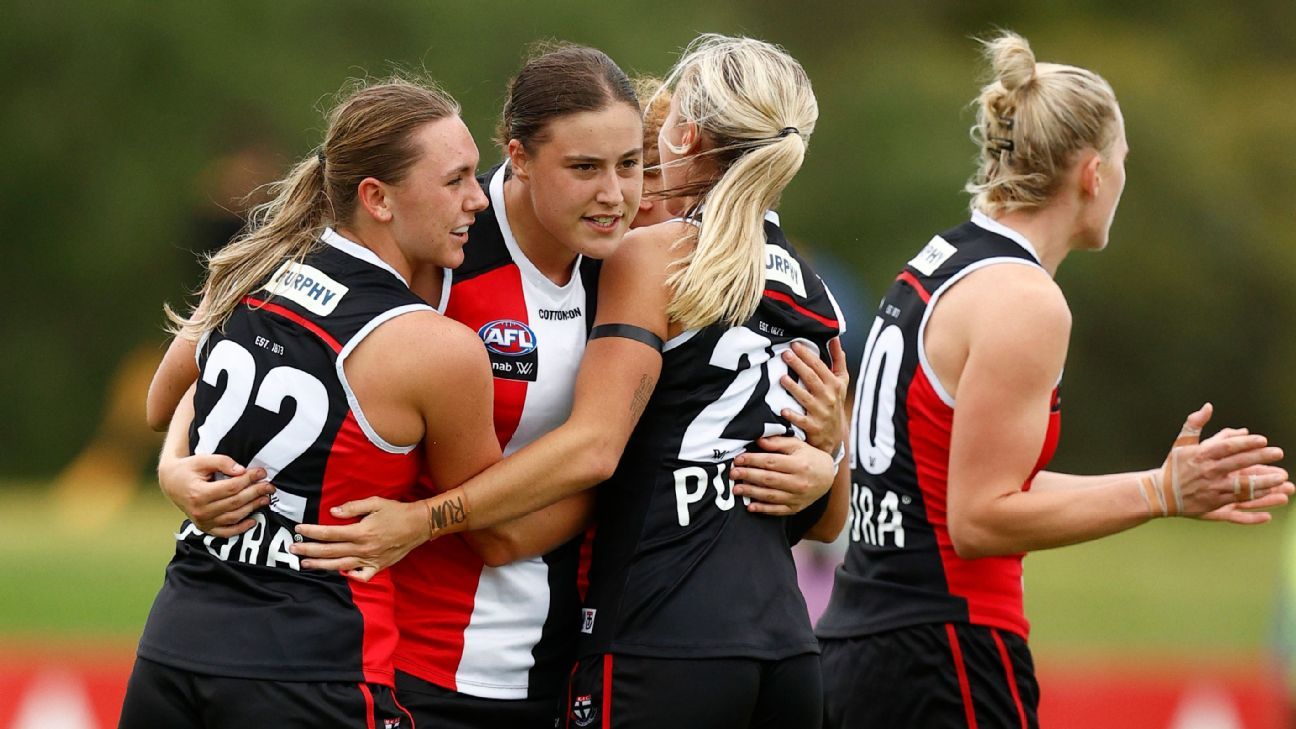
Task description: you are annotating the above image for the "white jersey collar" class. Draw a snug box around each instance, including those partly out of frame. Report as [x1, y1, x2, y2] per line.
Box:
[489, 164, 584, 299]
[320, 227, 410, 287]
[970, 210, 1042, 264]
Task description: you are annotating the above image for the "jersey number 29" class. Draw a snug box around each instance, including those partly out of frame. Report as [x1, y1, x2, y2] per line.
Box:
[678, 328, 812, 462]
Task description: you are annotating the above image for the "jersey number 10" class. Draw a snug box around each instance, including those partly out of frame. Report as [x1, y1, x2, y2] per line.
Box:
[851, 316, 903, 475]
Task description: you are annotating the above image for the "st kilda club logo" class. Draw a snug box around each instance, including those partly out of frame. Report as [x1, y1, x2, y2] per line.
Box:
[478, 319, 539, 382]
[571, 694, 596, 727]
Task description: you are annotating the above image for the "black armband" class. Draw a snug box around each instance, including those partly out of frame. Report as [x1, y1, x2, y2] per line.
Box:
[589, 324, 664, 352]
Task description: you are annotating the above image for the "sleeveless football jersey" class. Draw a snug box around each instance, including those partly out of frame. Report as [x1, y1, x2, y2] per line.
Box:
[137, 228, 432, 684]
[578, 212, 843, 660]
[816, 211, 1062, 642]
[392, 164, 599, 700]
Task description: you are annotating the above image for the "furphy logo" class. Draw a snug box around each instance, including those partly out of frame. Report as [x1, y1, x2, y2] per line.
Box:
[764, 244, 807, 297]
[478, 319, 537, 356]
[908, 235, 957, 276]
[263, 261, 348, 316]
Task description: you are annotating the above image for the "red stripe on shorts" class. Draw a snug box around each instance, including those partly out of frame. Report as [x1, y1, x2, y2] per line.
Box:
[945, 623, 979, 729]
[992, 629, 1027, 729]
[602, 654, 614, 729]
[358, 683, 376, 729]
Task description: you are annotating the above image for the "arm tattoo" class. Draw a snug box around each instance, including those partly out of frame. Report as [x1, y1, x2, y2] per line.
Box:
[630, 374, 654, 422]
[427, 495, 468, 534]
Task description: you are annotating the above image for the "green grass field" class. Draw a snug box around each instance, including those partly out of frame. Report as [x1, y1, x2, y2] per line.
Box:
[0, 481, 1289, 660]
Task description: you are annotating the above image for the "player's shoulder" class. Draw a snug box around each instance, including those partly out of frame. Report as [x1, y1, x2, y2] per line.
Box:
[361, 310, 485, 371]
[954, 265, 1070, 354]
[607, 220, 693, 273]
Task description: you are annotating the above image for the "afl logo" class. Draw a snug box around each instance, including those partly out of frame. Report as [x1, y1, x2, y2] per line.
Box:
[478, 319, 537, 356]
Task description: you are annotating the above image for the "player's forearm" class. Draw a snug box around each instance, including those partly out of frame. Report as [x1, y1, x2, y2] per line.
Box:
[159, 385, 197, 469]
[147, 336, 200, 431]
[803, 446, 852, 542]
[422, 420, 622, 537]
[949, 476, 1152, 558]
[1030, 469, 1155, 493]
[463, 493, 594, 566]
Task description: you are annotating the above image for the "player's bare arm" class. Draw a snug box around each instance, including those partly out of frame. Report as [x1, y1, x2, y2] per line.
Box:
[943, 268, 1287, 559]
[1030, 417, 1293, 524]
[146, 334, 200, 431]
[463, 491, 596, 567]
[401, 223, 675, 536]
[155, 384, 273, 539]
[292, 311, 500, 580]
[802, 453, 852, 542]
[150, 325, 275, 538]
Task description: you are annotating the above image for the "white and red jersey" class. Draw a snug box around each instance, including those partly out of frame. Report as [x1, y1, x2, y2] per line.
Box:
[392, 164, 599, 700]
[817, 212, 1061, 642]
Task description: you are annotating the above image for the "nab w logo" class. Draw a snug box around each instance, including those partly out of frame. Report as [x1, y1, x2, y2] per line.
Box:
[516, 361, 535, 376]
[478, 319, 538, 356]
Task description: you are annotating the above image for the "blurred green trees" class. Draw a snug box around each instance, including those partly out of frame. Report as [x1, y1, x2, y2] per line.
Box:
[2, 0, 1292, 478]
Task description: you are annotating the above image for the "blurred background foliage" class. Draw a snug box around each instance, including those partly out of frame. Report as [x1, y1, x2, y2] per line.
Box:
[1, 0, 1292, 489]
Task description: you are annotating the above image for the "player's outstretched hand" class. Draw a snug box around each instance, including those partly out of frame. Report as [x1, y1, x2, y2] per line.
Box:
[732, 436, 835, 516]
[1196, 464, 1294, 525]
[780, 338, 849, 454]
[292, 497, 427, 582]
[158, 454, 271, 539]
[1140, 403, 1287, 517]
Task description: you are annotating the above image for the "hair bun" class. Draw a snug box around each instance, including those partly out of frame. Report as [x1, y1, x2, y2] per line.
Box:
[985, 32, 1036, 92]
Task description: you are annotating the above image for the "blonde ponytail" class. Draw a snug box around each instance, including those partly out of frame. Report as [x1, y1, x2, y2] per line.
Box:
[661, 34, 817, 331]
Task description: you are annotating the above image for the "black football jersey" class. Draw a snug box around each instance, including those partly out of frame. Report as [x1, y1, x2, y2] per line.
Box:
[816, 212, 1061, 641]
[137, 229, 432, 684]
[578, 212, 843, 660]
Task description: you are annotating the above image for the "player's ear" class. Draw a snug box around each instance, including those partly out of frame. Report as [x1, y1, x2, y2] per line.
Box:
[661, 118, 701, 156]
[356, 177, 392, 223]
[507, 139, 531, 183]
[1077, 151, 1102, 200]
